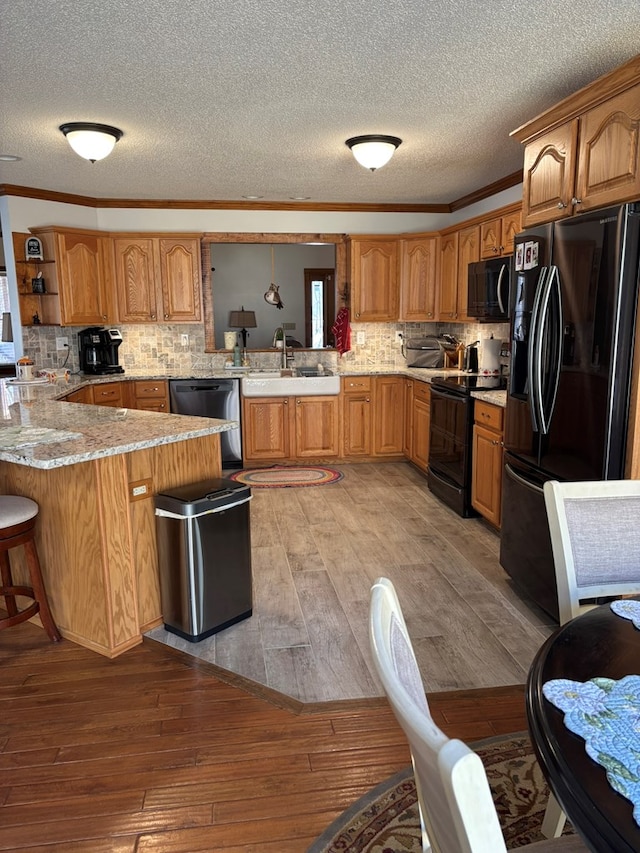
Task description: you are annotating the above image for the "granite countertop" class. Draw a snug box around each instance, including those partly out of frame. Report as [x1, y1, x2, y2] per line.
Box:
[0, 379, 236, 469]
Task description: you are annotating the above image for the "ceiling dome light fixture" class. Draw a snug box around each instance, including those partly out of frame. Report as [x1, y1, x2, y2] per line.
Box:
[59, 122, 123, 163]
[345, 134, 402, 171]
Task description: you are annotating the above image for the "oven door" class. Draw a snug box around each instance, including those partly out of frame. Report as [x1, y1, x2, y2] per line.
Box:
[427, 385, 474, 516]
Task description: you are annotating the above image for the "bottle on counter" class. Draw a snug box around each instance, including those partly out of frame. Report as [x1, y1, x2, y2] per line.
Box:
[233, 342, 242, 367]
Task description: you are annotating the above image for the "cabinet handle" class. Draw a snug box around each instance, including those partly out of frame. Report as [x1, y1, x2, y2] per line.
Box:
[557, 201, 567, 209]
[159, 403, 165, 409]
[296, 399, 301, 405]
[366, 398, 370, 403]
[151, 313, 156, 319]
[355, 312, 360, 318]
[571, 197, 582, 206]
[283, 399, 288, 404]
[164, 313, 169, 320]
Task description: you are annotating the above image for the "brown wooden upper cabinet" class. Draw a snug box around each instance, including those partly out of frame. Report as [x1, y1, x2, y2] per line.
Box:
[29, 227, 117, 327]
[349, 237, 399, 321]
[513, 56, 640, 227]
[398, 235, 437, 321]
[436, 231, 459, 321]
[479, 209, 522, 258]
[114, 235, 202, 323]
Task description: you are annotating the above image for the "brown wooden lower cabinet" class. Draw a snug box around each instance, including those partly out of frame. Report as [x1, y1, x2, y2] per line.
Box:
[471, 400, 504, 528]
[373, 375, 405, 456]
[63, 379, 169, 412]
[62, 385, 94, 404]
[410, 380, 431, 471]
[243, 395, 339, 462]
[342, 376, 372, 456]
[128, 379, 169, 412]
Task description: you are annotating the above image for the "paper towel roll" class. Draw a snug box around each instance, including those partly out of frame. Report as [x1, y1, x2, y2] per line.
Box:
[480, 338, 501, 375]
[224, 331, 237, 350]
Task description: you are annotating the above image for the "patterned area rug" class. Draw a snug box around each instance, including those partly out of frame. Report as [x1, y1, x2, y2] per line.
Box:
[307, 732, 574, 852]
[229, 465, 343, 488]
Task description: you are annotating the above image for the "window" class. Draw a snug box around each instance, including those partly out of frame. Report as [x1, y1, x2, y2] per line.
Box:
[0, 272, 15, 364]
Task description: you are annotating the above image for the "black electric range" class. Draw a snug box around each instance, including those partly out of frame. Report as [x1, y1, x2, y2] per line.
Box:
[430, 374, 507, 396]
[427, 373, 507, 517]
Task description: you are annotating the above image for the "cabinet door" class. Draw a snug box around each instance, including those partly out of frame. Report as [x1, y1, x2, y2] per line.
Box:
[576, 85, 640, 212]
[521, 120, 579, 227]
[56, 232, 111, 325]
[373, 376, 405, 455]
[403, 379, 414, 458]
[113, 238, 159, 322]
[158, 238, 202, 322]
[471, 423, 503, 527]
[342, 392, 372, 456]
[480, 218, 501, 259]
[436, 232, 459, 320]
[399, 236, 437, 321]
[457, 225, 480, 320]
[350, 239, 399, 321]
[294, 396, 339, 458]
[412, 398, 431, 471]
[500, 209, 522, 256]
[242, 397, 290, 460]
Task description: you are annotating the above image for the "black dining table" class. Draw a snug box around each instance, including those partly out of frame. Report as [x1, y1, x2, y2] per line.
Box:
[527, 600, 640, 853]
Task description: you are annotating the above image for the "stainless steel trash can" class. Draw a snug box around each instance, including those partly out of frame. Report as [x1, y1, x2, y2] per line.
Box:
[154, 478, 252, 642]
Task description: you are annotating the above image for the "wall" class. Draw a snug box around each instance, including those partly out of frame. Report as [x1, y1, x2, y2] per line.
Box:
[211, 243, 335, 348]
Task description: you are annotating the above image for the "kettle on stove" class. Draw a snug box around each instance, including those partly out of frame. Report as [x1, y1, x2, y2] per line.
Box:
[464, 341, 479, 373]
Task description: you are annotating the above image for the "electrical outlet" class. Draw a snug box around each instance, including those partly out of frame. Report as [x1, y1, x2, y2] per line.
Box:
[180, 333, 189, 346]
[394, 331, 403, 344]
[356, 331, 366, 345]
[55, 336, 69, 350]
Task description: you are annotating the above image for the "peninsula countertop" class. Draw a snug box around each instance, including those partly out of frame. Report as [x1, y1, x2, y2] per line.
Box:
[0, 379, 236, 469]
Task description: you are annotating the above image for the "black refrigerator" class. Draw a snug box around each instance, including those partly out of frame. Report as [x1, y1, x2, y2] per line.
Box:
[499, 203, 640, 620]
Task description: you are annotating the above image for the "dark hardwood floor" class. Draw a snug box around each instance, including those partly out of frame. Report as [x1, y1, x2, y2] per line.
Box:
[1, 619, 527, 852]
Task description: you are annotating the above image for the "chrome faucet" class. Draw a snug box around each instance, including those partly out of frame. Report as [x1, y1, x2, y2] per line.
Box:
[273, 327, 287, 369]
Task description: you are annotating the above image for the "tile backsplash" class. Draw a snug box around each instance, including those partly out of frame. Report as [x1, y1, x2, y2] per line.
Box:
[22, 320, 509, 376]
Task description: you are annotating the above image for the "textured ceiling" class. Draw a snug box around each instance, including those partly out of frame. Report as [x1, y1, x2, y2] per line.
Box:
[1, 0, 640, 206]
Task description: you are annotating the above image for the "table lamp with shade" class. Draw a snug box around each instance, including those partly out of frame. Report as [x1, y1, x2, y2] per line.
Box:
[229, 307, 257, 349]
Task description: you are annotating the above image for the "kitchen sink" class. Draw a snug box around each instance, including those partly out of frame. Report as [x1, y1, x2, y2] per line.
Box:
[241, 371, 340, 397]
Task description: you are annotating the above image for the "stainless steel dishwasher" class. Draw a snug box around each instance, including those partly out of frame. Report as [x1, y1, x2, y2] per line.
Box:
[169, 378, 242, 467]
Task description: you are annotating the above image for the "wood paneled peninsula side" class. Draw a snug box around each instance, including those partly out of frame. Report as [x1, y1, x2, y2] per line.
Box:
[0, 381, 236, 658]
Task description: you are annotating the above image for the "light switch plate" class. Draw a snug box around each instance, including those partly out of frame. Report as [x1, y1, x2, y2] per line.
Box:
[180, 334, 189, 346]
[356, 331, 366, 345]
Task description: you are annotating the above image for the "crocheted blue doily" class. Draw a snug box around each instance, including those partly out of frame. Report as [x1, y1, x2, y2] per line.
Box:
[543, 600, 640, 822]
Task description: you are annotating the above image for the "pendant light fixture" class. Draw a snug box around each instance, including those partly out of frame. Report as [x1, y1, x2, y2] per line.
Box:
[345, 134, 402, 171]
[59, 122, 123, 163]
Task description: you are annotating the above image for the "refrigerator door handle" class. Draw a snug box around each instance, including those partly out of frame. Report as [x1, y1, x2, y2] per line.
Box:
[497, 263, 507, 315]
[527, 266, 548, 433]
[504, 462, 545, 495]
[537, 264, 564, 435]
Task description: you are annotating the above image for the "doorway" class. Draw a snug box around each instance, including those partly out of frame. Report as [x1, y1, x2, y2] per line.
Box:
[304, 268, 335, 348]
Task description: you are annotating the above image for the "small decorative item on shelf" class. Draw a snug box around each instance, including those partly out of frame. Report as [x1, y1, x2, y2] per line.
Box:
[25, 236, 43, 261]
[32, 313, 41, 325]
[31, 272, 46, 294]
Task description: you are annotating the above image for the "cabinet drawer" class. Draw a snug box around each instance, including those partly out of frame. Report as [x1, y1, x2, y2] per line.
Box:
[93, 382, 123, 407]
[342, 376, 372, 394]
[134, 380, 168, 400]
[414, 381, 431, 404]
[474, 400, 503, 431]
[136, 398, 168, 412]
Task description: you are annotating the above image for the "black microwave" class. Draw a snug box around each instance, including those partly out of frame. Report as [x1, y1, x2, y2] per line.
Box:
[467, 257, 511, 321]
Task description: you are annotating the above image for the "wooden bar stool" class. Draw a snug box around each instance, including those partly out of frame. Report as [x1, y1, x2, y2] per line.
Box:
[0, 496, 61, 641]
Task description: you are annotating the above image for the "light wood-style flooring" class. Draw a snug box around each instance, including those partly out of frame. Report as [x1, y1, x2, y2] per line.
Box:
[0, 618, 528, 852]
[147, 462, 556, 703]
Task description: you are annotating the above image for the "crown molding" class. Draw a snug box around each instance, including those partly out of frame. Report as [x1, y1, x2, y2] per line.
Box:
[0, 171, 523, 213]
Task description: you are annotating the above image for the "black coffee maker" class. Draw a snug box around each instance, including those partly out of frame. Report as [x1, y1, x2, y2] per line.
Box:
[78, 327, 124, 375]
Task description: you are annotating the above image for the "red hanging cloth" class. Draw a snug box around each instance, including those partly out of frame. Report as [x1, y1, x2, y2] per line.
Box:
[331, 306, 351, 355]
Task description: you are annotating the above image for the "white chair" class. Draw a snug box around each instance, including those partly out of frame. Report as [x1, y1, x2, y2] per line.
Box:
[544, 479, 640, 624]
[540, 478, 640, 838]
[369, 577, 587, 853]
